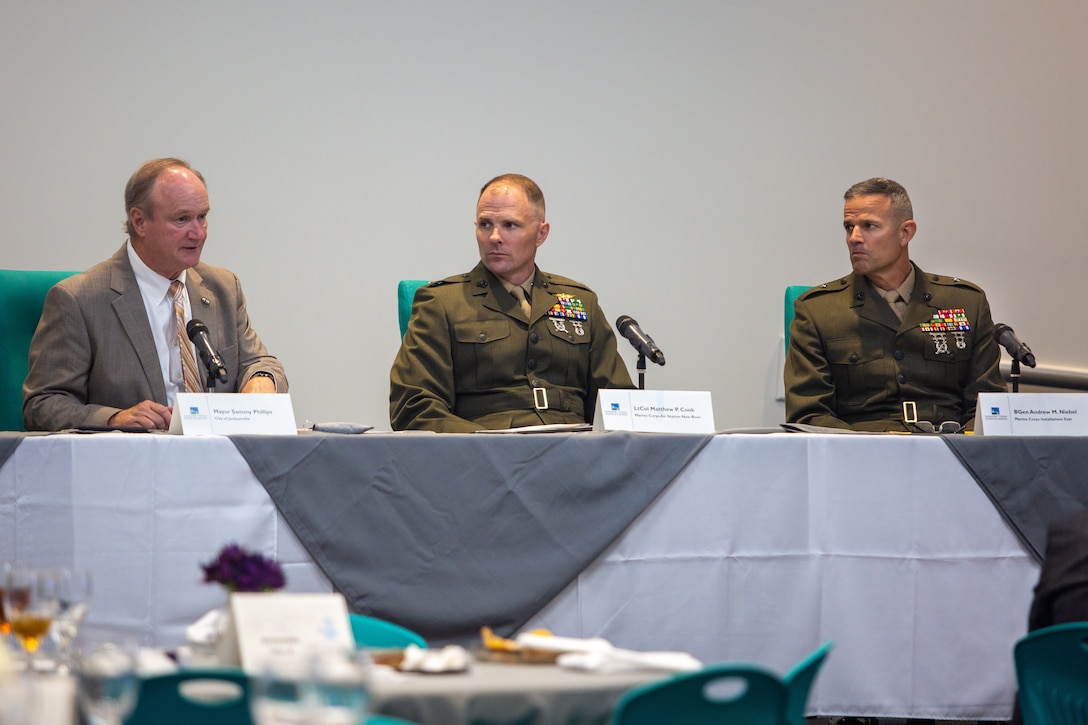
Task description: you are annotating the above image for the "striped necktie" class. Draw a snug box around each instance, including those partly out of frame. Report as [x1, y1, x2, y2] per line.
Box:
[170, 280, 202, 393]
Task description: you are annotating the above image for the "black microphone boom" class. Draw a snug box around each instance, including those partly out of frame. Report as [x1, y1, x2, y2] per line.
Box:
[616, 315, 666, 366]
[186, 319, 229, 385]
[993, 323, 1036, 368]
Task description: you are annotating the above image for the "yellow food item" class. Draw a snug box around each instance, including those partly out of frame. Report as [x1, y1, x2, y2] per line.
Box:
[480, 626, 553, 651]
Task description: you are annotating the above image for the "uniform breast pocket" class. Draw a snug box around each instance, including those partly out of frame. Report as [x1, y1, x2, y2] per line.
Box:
[544, 318, 591, 382]
[826, 336, 888, 408]
[921, 340, 971, 388]
[453, 320, 512, 388]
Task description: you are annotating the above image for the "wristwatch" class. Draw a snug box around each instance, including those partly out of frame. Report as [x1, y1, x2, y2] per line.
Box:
[251, 371, 276, 389]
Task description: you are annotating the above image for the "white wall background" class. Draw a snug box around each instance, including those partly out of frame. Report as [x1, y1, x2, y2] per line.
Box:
[3, 1, 1085, 430]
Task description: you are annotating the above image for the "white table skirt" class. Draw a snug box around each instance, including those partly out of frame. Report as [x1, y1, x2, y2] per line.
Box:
[0, 432, 1039, 720]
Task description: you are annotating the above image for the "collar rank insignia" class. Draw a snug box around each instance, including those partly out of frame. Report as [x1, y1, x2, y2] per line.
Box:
[547, 294, 588, 336]
[919, 308, 970, 354]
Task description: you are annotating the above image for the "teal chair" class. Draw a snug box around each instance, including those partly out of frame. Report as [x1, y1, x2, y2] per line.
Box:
[125, 669, 419, 725]
[783, 642, 833, 725]
[0, 269, 78, 431]
[783, 285, 812, 353]
[125, 670, 254, 725]
[350, 613, 427, 649]
[611, 663, 789, 725]
[397, 280, 429, 337]
[1014, 621, 1088, 725]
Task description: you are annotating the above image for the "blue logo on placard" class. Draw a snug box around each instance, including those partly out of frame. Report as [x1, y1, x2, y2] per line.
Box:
[990, 406, 1000, 415]
[610, 403, 620, 411]
[189, 406, 200, 414]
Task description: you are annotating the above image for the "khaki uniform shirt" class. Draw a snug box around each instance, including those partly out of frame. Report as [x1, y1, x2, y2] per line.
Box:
[390, 262, 634, 432]
[784, 263, 1007, 432]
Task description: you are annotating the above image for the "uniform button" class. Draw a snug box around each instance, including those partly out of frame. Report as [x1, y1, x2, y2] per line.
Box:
[478, 332, 487, 341]
[529, 333, 539, 343]
[531, 379, 542, 388]
[894, 349, 904, 361]
[923, 293, 932, 302]
[897, 374, 907, 384]
[849, 353, 858, 363]
[567, 334, 574, 342]
[528, 359, 537, 370]
[855, 292, 864, 301]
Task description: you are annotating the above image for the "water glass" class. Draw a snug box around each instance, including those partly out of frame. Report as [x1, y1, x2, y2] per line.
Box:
[308, 647, 372, 725]
[75, 627, 140, 725]
[53, 566, 94, 672]
[249, 668, 310, 725]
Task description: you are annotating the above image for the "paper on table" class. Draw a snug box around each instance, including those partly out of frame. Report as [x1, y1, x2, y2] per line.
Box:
[474, 423, 594, 434]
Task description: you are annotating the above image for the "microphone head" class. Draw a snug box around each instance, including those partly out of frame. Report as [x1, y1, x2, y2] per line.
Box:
[186, 318, 210, 342]
[615, 315, 635, 334]
[992, 322, 1012, 342]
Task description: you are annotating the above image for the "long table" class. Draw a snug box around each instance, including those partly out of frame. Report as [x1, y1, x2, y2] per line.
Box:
[0, 431, 1041, 720]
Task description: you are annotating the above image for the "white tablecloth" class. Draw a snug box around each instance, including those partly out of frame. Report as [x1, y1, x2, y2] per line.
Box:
[0, 432, 1039, 720]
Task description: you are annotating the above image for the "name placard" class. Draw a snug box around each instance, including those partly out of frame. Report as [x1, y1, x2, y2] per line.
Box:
[170, 393, 297, 435]
[975, 393, 1088, 436]
[595, 390, 715, 433]
[218, 592, 356, 677]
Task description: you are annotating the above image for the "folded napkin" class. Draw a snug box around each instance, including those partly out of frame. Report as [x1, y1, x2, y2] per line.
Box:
[186, 607, 228, 646]
[397, 644, 471, 673]
[557, 648, 703, 674]
[138, 647, 179, 676]
[514, 632, 612, 653]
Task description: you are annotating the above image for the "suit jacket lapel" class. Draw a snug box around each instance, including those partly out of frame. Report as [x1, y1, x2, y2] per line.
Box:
[109, 247, 169, 404]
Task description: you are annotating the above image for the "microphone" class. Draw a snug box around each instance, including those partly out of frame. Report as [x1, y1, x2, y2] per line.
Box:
[616, 315, 666, 366]
[993, 323, 1036, 368]
[186, 319, 229, 384]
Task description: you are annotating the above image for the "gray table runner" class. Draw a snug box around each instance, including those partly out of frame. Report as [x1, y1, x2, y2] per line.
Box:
[942, 436, 1088, 564]
[230, 431, 713, 646]
[0, 433, 23, 470]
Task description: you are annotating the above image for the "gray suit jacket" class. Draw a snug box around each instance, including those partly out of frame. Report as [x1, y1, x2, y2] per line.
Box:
[23, 244, 287, 431]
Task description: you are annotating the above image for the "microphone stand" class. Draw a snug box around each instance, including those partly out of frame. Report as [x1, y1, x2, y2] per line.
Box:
[637, 352, 646, 390]
[1010, 357, 1021, 394]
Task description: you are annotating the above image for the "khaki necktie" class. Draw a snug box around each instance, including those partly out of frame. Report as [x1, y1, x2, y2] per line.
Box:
[891, 293, 908, 322]
[170, 280, 202, 393]
[510, 285, 531, 318]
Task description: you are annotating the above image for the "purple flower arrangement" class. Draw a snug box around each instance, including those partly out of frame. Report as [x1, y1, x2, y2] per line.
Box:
[200, 543, 286, 593]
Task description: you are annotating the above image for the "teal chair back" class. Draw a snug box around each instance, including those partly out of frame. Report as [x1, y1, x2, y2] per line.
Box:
[397, 280, 429, 337]
[350, 613, 427, 649]
[783, 285, 812, 353]
[1015, 622, 1088, 725]
[0, 269, 78, 431]
[783, 642, 833, 725]
[125, 670, 253, 725]
[611, 663, 789, 725]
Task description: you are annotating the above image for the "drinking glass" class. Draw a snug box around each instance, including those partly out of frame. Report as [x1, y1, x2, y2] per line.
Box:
[74, 627, 140, 725]
[249, 648, 371, 725]
[307, 647, 372, 725]
[53, 566, 94, 672]
[249, 666, 310, 725]
[2, 566, 60, 671]
[0, 560, 17, 638]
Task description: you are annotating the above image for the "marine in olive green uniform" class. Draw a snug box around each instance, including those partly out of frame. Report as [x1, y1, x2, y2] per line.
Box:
[390, 173, 633, 432]
[390, 262, 632, 432]
[784, 177, 1007, 432]
[785, 264, 1006, 431]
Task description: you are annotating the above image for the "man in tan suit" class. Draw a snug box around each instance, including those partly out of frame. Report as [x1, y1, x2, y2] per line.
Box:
[389, 173, 632, 432]
[23, 158, 287, 431]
